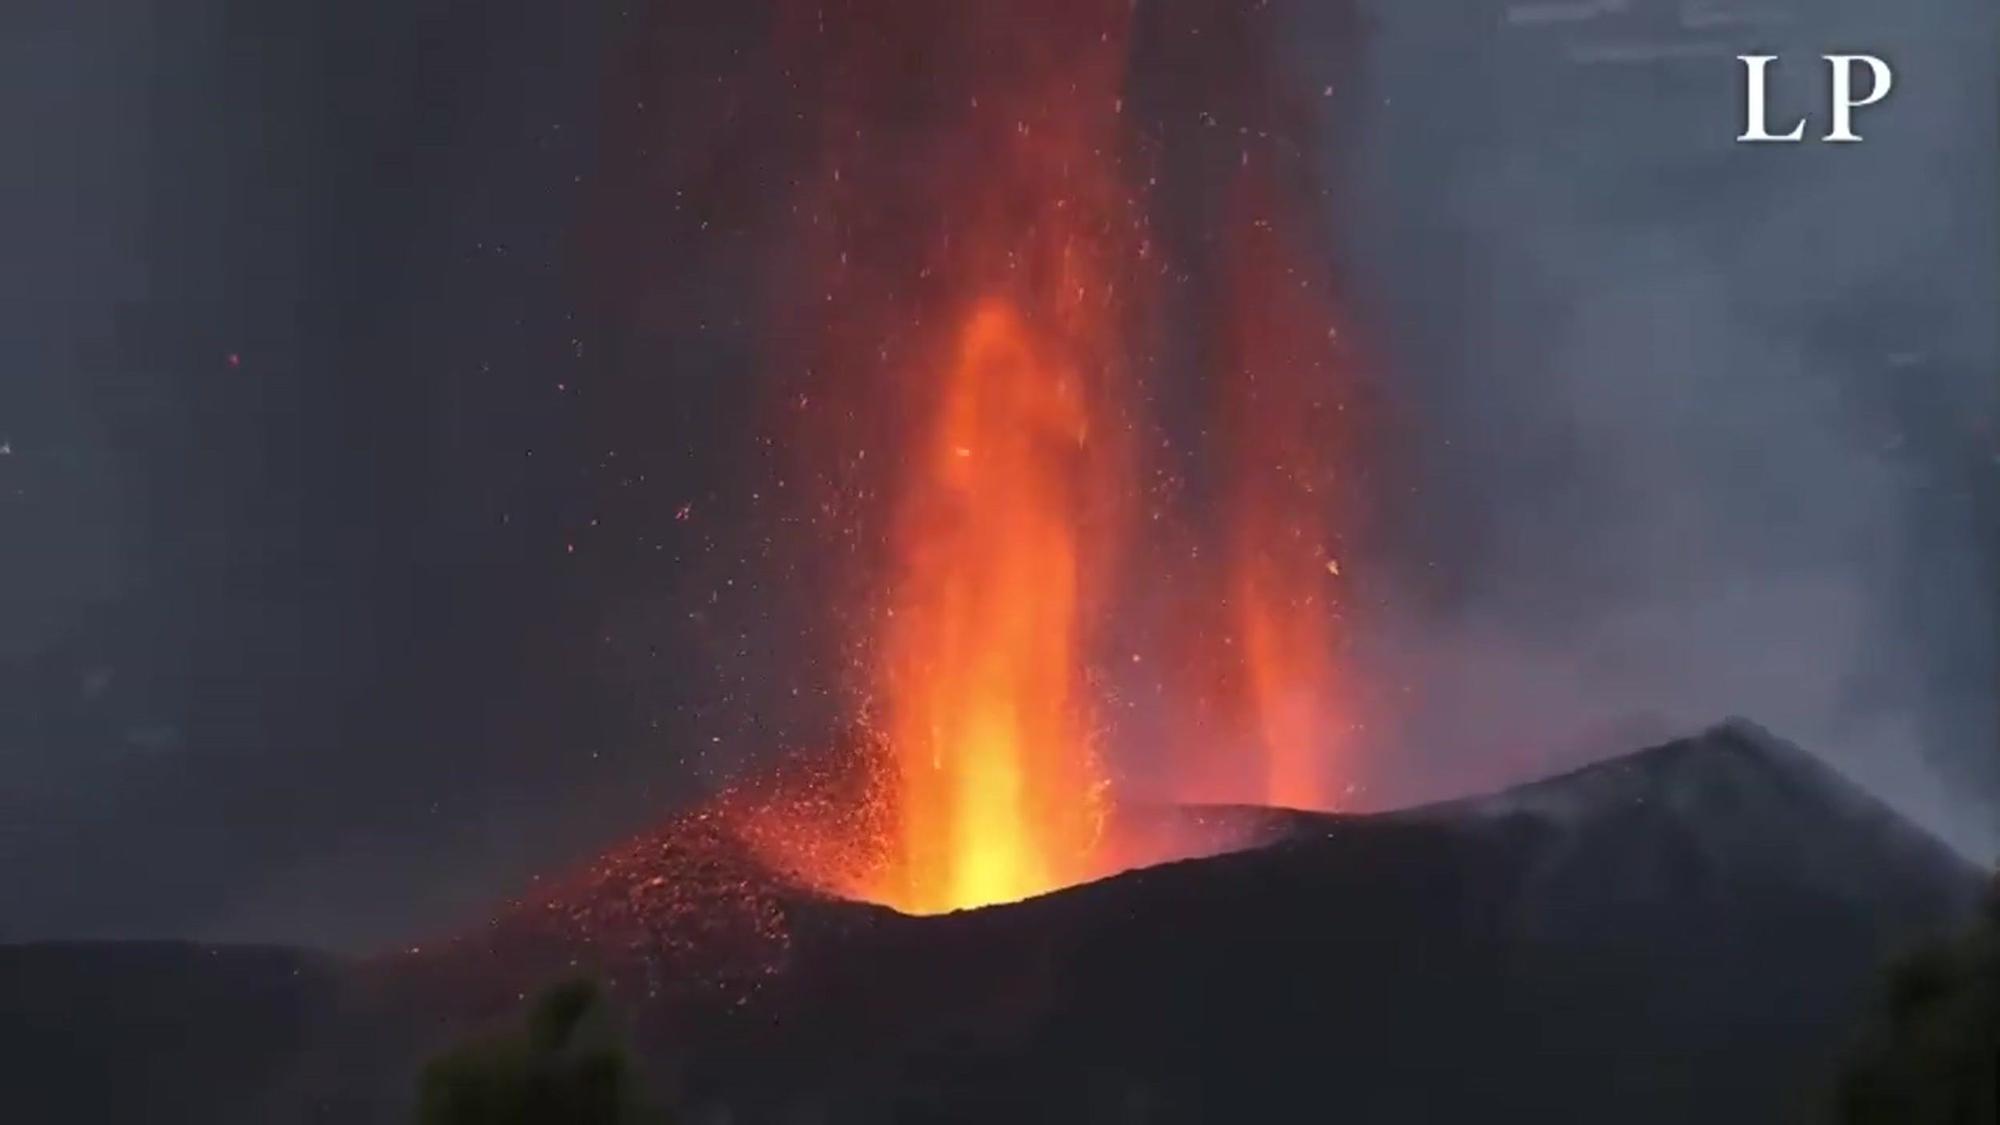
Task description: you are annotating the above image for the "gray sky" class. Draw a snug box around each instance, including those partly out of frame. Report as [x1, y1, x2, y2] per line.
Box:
[1312, 0, 1998, 856]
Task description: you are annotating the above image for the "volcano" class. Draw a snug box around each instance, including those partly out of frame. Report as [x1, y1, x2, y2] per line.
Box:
[4, 721, 1983, 1123]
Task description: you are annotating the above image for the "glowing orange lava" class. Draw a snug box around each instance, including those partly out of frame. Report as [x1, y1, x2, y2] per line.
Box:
[706, 0, 1361, 914]
[873, 300, 1112, 914]
[1219, 164, 1351, 812]
[742, 2, 1148, 915]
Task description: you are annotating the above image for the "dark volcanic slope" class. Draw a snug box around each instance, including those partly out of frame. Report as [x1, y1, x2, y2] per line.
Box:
[616, 721, 1978, 1125]
[374, 721, 1988, 1123]
[1398, 717, 1983, 941]
[2, 722, 1986, 1123]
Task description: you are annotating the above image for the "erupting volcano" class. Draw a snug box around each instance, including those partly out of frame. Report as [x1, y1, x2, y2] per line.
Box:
[829, 2, 1160, 913]
[594, 0, 1364, 917]
[742, 0, 1360, 915]
[13, 2, 1990, 1121]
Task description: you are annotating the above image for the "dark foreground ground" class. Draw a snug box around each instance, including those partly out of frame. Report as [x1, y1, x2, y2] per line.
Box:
[2, 720, 1986, 1123]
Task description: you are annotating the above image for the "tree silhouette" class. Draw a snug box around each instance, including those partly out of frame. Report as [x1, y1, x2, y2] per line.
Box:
[1836, 870, 2000, 1124]
[416, 979, 670, 1125]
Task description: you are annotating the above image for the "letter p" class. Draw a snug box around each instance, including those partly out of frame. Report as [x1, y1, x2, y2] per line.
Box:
[1825, 55, 1893, 143]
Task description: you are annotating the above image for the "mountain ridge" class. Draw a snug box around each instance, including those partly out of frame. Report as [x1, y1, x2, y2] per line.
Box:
[2, 720, 1986, 1123]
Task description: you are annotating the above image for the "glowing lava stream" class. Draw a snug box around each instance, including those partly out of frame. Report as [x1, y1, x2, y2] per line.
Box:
[874, 300, 1111, 916]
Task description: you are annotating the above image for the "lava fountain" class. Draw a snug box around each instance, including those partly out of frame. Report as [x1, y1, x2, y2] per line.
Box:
[1217, 163, 1353, 813]
[850, 29, 1142, 913]
[877, 300, 1114, 914]
[644, 0, 1362, 916]
[746, 0, 1150, 915]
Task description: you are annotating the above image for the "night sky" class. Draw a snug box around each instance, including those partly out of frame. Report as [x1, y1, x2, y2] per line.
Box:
[4, 0, 1994, 949]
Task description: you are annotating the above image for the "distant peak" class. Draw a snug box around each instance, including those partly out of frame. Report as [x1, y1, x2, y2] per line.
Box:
[1424, 719, 1984, 911]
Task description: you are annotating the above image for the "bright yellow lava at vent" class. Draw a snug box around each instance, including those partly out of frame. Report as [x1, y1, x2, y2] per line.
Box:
[873, 300, 1113, 914]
